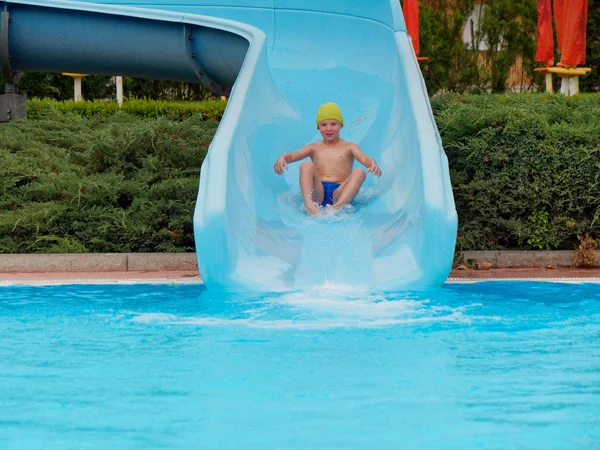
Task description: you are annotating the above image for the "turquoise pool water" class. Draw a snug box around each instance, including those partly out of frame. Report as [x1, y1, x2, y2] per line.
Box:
[1, 281, 599, 449]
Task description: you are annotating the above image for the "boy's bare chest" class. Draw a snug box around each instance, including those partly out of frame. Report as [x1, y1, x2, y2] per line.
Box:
[312, 149, 353, 166]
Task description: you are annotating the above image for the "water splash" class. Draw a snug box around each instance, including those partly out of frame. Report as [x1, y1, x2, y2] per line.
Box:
[130, 284, 498, 330]
[278, 187, 378, 226]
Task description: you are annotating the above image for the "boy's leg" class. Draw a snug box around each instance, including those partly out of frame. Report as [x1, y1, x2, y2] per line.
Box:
[331, 168, 366, 208]
[300, 162, 324, 215]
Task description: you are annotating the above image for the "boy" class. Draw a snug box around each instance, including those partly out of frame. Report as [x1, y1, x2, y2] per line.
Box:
[273, 102, 382, 216]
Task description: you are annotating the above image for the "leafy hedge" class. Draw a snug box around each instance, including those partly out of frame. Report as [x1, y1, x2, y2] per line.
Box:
[27, 98, 226, 120]
[433, 93, 600, 251]
[2, 95, 600, 253]
[0, 108, 217, 253]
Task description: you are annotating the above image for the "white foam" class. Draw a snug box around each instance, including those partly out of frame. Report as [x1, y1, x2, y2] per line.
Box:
[270, 284, 420, 319]
[278, 187, 375, 225]
[130, 311, 474, 330]
[129, 283, 500, 330]
[131, 312, 178, 323]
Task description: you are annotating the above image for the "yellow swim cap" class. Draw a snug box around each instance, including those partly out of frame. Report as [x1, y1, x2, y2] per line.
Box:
[316, 102, 344, 128]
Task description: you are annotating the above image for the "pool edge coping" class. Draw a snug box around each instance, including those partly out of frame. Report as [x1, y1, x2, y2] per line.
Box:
[0, 277, 204, 286]
[2, 251, 600, 273]
[2, 276, 600, 286]
[445, 277, 600, 284]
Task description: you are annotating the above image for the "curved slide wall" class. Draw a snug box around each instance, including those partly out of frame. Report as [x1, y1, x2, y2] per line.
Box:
[0, 0, 457, 291]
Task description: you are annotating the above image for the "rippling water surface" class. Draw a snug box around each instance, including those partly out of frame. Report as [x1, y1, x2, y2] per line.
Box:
[1, 282, 599, 449]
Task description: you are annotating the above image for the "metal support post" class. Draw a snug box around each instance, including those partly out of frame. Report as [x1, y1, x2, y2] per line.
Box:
[545, 73, 553, 94]
[116, 76, 123, 106]
[560, 77, 570, 96]
[74, 77, 83, 101]
[570, 76, 579, 96]
[1, 9, 27, 122]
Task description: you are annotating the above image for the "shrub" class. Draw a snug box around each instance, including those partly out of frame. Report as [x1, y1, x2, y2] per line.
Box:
[573, 234, 599, 268]
[434, 93, 600, 251]
[0, 108, 217, 253]
[27, 98, 227, 120]
[3, 94, 600, 253]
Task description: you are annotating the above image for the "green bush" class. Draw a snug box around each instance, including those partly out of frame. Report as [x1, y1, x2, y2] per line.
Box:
[0, 108, 217, 253]
[433, 93, 600, 251]
[2, 94, 600, 253]
[27, 98, 227, 120]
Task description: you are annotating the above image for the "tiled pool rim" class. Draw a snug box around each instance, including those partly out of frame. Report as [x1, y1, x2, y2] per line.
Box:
[2, 274, 600, 286]
[0, 277, 203, 286]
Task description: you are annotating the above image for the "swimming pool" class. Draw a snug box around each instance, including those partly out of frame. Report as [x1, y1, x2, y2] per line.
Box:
[1, 281, 599, 449]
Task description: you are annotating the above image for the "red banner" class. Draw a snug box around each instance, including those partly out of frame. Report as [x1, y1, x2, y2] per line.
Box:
[535, 0, 554, 66]
[553, 0, 566, 52]
[403, 0, 420, 56]
[559, 0, 588, 66]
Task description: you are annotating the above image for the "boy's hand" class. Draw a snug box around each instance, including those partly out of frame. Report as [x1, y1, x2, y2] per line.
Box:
[274, 156, 288, 175]
[367, 160, 382, 177]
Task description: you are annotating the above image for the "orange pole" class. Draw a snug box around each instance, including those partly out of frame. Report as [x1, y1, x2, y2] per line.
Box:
[403, 0, 420, 56]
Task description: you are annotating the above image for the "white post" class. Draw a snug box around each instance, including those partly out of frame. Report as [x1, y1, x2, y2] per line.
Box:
[570, 76, 579, 96]
[116, 76, 124, 107]
[560, 77, 570, 96]
[545, 73, 553, 93]
[74, 77, 83, 101]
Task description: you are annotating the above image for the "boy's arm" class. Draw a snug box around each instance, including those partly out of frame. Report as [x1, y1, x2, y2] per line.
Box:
[350, 144, 382, 177]
[274, 145, 313, 175]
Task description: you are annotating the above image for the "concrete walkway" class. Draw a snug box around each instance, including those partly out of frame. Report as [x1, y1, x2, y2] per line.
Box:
[1, 252, 600, 284]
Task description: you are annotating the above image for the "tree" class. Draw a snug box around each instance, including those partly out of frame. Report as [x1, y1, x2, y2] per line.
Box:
[0, 71, 216, 101]
[0, 72, 113, 99]
[419, 0, 479, 93]
[418, 0, 543, 93]
[477, 0, 537, 92]
[123, 79, 216, 101]
[580, 0, 600, 92]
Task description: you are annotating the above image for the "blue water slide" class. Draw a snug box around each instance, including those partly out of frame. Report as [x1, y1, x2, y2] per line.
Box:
[0, 0, 457, 291]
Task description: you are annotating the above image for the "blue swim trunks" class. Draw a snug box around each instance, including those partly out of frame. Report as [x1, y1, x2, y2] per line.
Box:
[321, 181, 341, 207]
